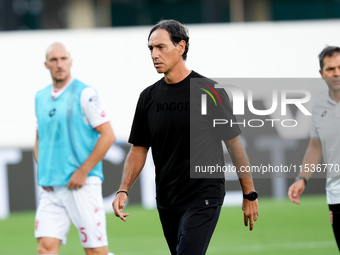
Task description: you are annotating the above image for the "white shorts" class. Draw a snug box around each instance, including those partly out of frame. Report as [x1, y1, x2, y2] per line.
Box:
[34, 179, 108, 248]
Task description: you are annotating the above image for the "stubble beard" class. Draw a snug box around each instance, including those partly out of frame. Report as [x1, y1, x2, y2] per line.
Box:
[53, 72, 70, 84]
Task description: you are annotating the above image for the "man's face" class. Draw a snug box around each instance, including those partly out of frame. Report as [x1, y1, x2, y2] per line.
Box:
[45, 44, 72, 83]
[148, 29, 183, 74]
[319, 53, 340, 93]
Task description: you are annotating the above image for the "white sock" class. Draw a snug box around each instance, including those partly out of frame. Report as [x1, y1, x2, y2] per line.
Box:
[108, 252, 115, 255]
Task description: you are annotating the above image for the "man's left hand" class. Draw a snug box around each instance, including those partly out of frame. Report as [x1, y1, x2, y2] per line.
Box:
[242, 199, 259, 231]
[67, 168, 88, 190]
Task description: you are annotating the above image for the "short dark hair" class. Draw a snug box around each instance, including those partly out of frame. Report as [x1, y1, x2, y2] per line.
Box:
[148, 19, 190, 61]
[318, 46, 340, 70]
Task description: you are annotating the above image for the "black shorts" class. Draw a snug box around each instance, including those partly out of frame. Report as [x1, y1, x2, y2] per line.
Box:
[158, 199, 222, 255]
[329, 203, 340, 250]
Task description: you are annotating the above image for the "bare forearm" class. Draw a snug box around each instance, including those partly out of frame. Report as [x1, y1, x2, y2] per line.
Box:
[226, 136, 255, 193]
[78, 122, 115, 174]
[234, 154, 255, 194]
[299, 139, 322, 180]
[119, 146, 148, 191]
[80, 131, 115, 174]
[112, 145, 147, 221]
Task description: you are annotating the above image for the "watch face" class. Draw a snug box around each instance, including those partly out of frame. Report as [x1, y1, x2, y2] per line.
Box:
[243, 191, 258, 201]
[249, 191, 258, 201]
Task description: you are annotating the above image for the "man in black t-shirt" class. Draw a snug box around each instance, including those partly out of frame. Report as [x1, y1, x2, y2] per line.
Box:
[113, 19, 259, 255]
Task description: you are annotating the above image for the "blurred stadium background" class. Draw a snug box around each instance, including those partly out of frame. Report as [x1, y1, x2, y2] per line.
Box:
[1, 0, 340, 254]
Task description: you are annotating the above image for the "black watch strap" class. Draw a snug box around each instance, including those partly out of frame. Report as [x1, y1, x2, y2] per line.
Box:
[116, 190, 128, 196]
[295, 176, 307, 185]
[243, 191, 258, 201]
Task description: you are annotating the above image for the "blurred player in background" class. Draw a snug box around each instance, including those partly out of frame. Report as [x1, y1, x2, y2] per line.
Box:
[113, 19, 258, 255]
[289, 46, 340, 250]
[34, 42, 115, 255]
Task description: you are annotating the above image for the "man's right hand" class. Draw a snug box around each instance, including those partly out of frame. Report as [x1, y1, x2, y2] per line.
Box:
[112, 193, 129, 222]
[288, 179, 305, 205]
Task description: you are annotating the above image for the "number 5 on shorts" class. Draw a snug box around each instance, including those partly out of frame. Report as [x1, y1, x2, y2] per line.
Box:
[80, 227, 88, 243]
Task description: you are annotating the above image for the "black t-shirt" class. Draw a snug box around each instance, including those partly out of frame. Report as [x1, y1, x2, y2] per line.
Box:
[129, 71, 241, 208]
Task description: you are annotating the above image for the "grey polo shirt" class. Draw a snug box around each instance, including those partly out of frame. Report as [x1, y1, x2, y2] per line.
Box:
[311, 91, 340, 204]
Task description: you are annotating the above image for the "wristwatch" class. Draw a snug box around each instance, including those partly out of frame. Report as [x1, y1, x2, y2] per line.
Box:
[295, 176, 307, 185]
[243, 191, 258, 201]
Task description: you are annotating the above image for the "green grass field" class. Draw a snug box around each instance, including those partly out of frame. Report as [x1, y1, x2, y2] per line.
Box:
[0, 195, 338, 255]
